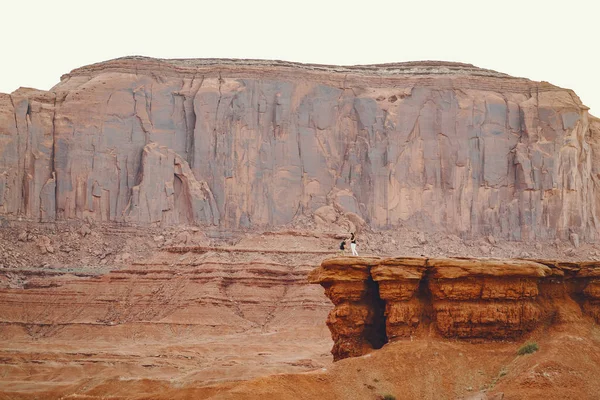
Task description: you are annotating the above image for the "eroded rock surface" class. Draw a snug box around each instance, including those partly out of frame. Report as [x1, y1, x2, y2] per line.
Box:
[0, 57, 599, 239]
[0, 235, 334, 393]
[310, 256, 600, 360]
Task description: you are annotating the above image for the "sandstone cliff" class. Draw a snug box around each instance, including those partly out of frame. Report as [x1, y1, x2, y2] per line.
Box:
[1, 57, 598, 240]
[310, 256, 600, 360]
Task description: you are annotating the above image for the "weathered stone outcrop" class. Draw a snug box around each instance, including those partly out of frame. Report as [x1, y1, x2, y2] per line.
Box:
[307, 257, 384, 360]
[0, 89, 56, 221]
[309, 256, 600, 360]
[125, 142, 219, 225]
[427, 258, 550, 338]
[370, 258, 426, 340]
[1, 57, 599, 239]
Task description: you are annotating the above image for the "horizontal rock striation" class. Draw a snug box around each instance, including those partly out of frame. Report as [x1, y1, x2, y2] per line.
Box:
[0, 246, 333, 390]
[309, 256, 600, 360]
[428, 258, 549, 338]
[0, 253, 324, 333]
[1, 57, 599, 239]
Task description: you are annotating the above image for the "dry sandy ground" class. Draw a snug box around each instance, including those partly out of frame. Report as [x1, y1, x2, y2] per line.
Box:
[19, 314, 600, 400]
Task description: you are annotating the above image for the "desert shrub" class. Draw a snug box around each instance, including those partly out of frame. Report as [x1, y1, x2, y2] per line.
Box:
[517, 342, 539, 355]
[382, 395, 396, 400]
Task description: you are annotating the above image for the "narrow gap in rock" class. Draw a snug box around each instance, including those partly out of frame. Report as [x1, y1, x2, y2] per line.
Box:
[568, 278, 588, 306]
[417, 269, 434, 326]
[364, 276, 388, 349]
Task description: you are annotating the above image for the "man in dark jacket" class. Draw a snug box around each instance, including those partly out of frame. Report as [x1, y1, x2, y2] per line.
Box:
[339, 239, 346, 255]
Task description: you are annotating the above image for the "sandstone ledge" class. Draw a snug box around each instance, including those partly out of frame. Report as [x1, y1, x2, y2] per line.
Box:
[57, 57, 565, 94]
[66, 57, 515, 79]
[310, 256, 600, 360]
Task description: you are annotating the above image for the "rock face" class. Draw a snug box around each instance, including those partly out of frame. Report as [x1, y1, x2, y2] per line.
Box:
[126, 142, 219, 225]
[309, 256, 600, 360]
[1, 57, 599, 239]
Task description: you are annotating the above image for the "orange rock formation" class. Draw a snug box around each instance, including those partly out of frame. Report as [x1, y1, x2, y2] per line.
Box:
[309, 256, 600, 360]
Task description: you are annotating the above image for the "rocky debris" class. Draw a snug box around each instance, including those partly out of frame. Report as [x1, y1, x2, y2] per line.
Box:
[4, 221, 600, 274]
[479, 245, 491, 255]
[314, 206, 338, 226]
[0, 223, 178, 270]
[36, 236, 54, 254]
[416, 232, 427, 245]
[174, 232, 191, 245]
[0, 57, 598, 241]
[310, 256, 600, 360]
[153, 235, 165, 243]
[345, 213, 367, 235]
[487, 235, 497, 246]
[79, 225, 91, 237]
[114, 252, 132, 263]
[17, 231, 35, 242]
[171, 229, 210, 247]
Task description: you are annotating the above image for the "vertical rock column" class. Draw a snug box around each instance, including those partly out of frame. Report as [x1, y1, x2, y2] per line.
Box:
[371, 257, 427, 340]
[308, 257, 382, 361]
[427, 258, 551, 338]
[125, 142, 219, 226]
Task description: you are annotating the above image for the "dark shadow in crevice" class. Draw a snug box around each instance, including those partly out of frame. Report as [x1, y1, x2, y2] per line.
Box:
[364, 276, 388, 349]
[417, 270, 434, 327]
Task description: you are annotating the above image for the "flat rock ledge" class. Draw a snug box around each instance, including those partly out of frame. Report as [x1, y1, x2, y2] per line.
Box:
[309, 256, 600, 360]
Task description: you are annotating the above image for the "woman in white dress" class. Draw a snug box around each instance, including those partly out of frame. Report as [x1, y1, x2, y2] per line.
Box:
[350, 232, 358, 256]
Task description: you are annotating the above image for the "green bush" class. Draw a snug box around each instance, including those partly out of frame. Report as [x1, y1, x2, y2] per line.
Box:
[382, 395, 396, 400]
[517, 342, 539, 355]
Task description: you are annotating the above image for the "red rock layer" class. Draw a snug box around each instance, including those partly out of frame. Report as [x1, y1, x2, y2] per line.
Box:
[0, 58, 599, 240]
[0, 249, 332, 388]
[371, 258, 426, 339]
[307, 258, 382, 361]
[309, 256, 600, 360]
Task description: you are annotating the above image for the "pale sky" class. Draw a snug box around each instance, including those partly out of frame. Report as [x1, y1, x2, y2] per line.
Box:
[1, 0, 598, 115]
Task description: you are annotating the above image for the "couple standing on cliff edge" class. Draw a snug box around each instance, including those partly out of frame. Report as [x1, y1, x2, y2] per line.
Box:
[339, 232, 358, 256]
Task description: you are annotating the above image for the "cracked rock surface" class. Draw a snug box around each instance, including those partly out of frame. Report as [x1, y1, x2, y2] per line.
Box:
[0, 57, 599, 240]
